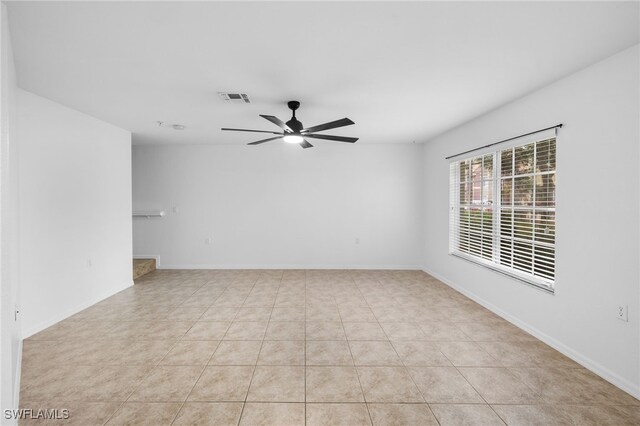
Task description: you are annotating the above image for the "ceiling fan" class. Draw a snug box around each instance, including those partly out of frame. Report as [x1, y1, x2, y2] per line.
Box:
[221, 101, 358, 149]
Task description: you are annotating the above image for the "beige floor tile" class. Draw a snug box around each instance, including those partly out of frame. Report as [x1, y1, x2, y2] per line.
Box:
[306, 367, 365, 402]
[105, 402, 182, 425]
[76, 365, 154, 402]
[357, 367, 424, 403]
[258, 341, 305, 365]
[507, 404, 640, 426]
[372, 307, 414, 322]
[509, 367, 639, 405]
[141, 321, 195, 340]
[459, 367, 541, 404]
[178, 295, 215, 308]
[107, 340, 176, 366]
[417, 321, 471, 341]
[456, 321, 535, 342]
[239, 402, 305, 426]
[161, 340, 220, 365]
[491, 404, 573, 425]
[306, 321, 346, 340]
[275, 295, 306, 307]
[264, 321, 305, 340]
[210, 340, 263, 365]
[200, 307, 239, 321]
[172, 402, 244, 426]
[224, 321, 268, 340]
[128, 365, 203, 402]
[391, 341, 452, 366]
[478, 341, 580, 368]
[306, 341, 354, 366]
[343, 322, 388, 340]
[243, 296, 276, 307]
[188, 366, 254, 401]
[407, 367, 483, 403]
[270, 307, 305, 321]
[435, 341, 500, 367]
[167, 306, 208, 321]
[235, 307, 273, 321]
[614, 405, 640, 423]
[184, 321, 230, 340]
[338, 306, 377, 322]
[20, 269, 640, 424]
[379, 323, 426, 341]
[367, 403, 438, 426]
[429, 404, 504, 426]
[306, 403, 372, 426]
[247, 366, 305, 402]
[214, 295, 248, 307]
[306, 306, 341, 321]
[349, 341, 402, 366]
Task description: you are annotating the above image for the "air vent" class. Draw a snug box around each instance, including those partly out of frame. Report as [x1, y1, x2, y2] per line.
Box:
[219, 92, 251, 104]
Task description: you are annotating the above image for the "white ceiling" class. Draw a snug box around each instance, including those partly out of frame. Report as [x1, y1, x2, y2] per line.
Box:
[6, 1, 639, 146]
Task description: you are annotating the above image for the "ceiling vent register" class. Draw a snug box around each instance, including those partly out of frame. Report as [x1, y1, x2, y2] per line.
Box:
[219, 93, 251, 104]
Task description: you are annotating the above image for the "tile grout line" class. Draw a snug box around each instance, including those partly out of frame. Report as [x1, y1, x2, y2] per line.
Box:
[365, 275, 442, 426]
[169, 275, 234, 426]
[236, 272, 277, 426]
[340, 273, 374, 426]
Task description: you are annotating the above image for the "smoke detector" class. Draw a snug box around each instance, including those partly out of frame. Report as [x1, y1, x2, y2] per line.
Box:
[219, 92, 251, 104]
[157, 121, 186, 130]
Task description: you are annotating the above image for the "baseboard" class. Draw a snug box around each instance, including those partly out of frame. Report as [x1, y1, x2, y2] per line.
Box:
[158, 264, 425, 270]
[21, 280, 134, 339]
[422, 266, 640, 400]
[11, 338, 23, 422]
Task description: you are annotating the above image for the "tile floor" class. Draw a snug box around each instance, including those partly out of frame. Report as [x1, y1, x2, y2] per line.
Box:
[19, 269, 639, 425]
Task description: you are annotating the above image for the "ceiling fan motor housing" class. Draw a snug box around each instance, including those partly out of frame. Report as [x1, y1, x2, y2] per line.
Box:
[286, 118, 303, 133]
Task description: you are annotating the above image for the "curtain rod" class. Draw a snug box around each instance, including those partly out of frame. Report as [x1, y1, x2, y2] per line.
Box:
[445, 124, 563, 160]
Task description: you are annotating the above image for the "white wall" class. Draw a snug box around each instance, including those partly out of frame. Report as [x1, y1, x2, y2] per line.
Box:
[1, 4, 21, 418]
[423, 45, 640, 396]
[133, 143, 424, 269]
[17, 89, 133, 338]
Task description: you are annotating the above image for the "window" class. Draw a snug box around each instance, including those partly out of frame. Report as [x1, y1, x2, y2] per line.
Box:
[449, 136, 556, 291]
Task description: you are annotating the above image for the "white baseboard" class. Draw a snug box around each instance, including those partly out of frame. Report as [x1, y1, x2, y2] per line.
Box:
[21, 280, 133, 339]
[422, 266, 640, 400]
[11, 338, 22, 422]
[158, 264, 424, 270]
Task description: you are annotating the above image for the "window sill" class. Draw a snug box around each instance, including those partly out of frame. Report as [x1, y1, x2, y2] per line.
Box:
[449, 251, 555, 294]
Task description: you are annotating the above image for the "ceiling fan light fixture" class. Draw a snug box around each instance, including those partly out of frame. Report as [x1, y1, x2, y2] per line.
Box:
[283, 134, 304, 144]
[221, 100, 357, 149]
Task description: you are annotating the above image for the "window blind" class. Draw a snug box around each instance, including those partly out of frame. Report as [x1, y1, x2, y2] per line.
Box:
[449, 134, 556, 291]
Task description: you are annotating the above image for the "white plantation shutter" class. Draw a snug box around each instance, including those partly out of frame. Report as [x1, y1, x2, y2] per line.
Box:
[449, 133, 556, 291]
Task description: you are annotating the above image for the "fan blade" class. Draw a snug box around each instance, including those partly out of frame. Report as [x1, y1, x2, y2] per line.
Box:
[222, 128, 283, 135]
[302, 118, 354, 134]
[304, 133, 359, 143]
[260, 115, 293, 132]
[247, 136, 283, 145]
[299, 140, 313, 149]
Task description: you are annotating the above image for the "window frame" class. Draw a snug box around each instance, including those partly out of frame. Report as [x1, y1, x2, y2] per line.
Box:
[448, 136, 556, 293]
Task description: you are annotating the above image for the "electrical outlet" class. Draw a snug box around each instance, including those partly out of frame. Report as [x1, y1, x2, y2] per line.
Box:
[355, 238, 360, 244]
[616, 305, 628, 322]
[205, 237, 212, 245]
